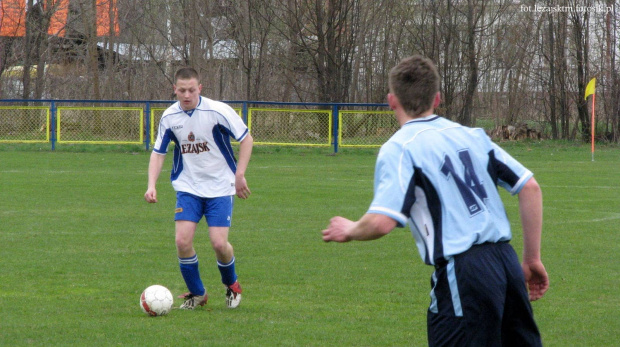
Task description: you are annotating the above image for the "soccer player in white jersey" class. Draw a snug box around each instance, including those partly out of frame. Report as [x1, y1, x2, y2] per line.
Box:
[145, 67, 253, 309]
[322, 56, 549, 346]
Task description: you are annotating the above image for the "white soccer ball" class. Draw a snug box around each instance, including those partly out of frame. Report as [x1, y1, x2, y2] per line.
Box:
[140, 285, 173, 316]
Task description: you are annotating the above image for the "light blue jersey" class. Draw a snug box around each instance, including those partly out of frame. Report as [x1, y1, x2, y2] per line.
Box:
[368, 115, 532, 265]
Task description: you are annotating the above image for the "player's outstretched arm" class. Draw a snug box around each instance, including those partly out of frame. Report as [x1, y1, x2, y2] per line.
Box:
[322, 214, 397, 242]
[518, 177, 549, 301]
[235, 134, 253, 199]
[145, 152, 166, 203]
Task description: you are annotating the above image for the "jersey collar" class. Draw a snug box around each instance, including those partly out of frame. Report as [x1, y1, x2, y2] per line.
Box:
[403, 114, 440, 126]
[180, 97, 202, 117]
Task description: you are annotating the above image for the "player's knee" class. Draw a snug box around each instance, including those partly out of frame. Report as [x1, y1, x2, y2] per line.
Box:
[209, 238, 226, 252]
[175, 234, 193, 252]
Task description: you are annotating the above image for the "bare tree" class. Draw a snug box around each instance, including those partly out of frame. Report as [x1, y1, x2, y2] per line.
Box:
[606, 0, 619, 141]
[0, 37, 19, 97]
[221, 0, 276, 100]
[545, 8, 560, 139]
[274, 0, 359, 103]
[402, 0, 465, 120]
[0, 0, 618, 143]
[569, 0, 591, 140]
[21, 0, 36, 99]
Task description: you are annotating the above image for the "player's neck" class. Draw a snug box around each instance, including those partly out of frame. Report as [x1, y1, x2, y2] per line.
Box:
[398, 108, 434, 126]
[180, 96, 201, 111]
[181, 103, 198, 111]
[413, 108, 434, 119]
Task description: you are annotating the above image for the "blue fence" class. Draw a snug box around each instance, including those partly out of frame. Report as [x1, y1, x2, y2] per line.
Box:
[0, 99, 395, 152]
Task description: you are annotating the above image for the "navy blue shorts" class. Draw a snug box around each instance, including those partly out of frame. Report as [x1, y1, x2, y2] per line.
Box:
[175, 192, 233, 227]
[427, 242, 542, 347]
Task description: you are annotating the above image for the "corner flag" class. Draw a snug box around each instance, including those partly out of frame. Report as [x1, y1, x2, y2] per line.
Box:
[584, 78, 596, 100]
[584, 78, 596, 161]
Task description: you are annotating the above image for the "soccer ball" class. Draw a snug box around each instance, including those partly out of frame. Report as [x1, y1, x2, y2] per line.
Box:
[140, 285, 173, 316]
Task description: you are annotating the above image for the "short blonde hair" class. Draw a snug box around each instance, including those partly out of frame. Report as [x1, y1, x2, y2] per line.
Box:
[174, 67, 199, 82]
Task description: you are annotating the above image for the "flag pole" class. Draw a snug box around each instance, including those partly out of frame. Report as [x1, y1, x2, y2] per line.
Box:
[585, 77, 596, 162]
[591, 93, 595, 162]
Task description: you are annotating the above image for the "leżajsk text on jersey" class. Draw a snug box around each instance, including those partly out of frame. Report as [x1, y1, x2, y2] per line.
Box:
[153, 96, 249, 198]
[367, 115, 533, 265]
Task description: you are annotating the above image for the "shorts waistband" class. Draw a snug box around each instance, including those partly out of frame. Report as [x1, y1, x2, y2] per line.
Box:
[434, 240, 510, 269]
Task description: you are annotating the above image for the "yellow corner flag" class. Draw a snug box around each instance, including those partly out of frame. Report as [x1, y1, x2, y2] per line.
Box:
[584, 78, 596, 100]
[585, 77, 596, 161]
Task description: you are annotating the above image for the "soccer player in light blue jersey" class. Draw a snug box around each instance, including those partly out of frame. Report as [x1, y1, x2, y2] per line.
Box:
[322, 55, 548, 346]
[145, 67, 253, 309]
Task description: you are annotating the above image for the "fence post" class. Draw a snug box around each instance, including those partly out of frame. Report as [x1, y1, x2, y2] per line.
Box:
[242, 101, 249, 126]
[145, 102, 151, 151]
[332, 104, 339, 153]
[50, 100, 56, 151]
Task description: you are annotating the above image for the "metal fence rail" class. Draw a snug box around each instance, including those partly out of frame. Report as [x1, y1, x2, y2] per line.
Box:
[0, 99, 392, 152]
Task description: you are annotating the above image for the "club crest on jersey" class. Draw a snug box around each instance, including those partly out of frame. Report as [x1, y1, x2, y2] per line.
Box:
[188, 132, 195, 142]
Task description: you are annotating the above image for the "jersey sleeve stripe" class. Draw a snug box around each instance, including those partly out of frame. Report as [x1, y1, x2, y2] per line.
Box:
[211, 108, 249, 142]
[212, 125, 237, 173]
[236, 128, 249, 142]
[367, 206, 408, 227]
[509, 171, 533, 195]
[153, 128, 175, 154]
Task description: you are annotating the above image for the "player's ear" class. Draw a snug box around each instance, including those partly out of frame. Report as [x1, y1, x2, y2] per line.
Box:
[198, 84, 203, 93]
[433, 92, 441, 108]
[387, 93, 399, 110]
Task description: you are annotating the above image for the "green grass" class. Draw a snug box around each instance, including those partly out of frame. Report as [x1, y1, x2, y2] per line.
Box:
[0, 142, 619, 346]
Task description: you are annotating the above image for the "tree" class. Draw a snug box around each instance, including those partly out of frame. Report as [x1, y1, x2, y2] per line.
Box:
[0, 0, 618, 144]
[222, 0, 276, 100]
[569, 0, 591, 140]
[606, 0, 619, 141]
[276, 0, 359, 103]
[545, 8, 559, 139]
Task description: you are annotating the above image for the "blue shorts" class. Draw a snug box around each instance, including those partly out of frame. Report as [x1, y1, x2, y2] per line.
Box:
[175, 192, 233, 227]
[427, 242, 542, 347]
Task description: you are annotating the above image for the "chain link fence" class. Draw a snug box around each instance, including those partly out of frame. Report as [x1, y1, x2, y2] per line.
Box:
[0, 100, 395, 151]
[150, 107, 167, 145]
[0, 106, 50, 143]
[339, 110, 399, 147]
[57, 106, 143, 144]
[248, 108, 332, 146]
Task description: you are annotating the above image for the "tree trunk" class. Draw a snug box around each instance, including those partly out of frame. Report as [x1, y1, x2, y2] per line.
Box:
[458, 1, 479, 126]
[571, 9, 590, 141]
[606, 0, 619, 142]
[547, 10, 558, 139]
[21, 0, 35, 100]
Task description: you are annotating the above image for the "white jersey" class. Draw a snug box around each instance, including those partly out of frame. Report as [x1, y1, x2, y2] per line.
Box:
[153, 96, 249, 198]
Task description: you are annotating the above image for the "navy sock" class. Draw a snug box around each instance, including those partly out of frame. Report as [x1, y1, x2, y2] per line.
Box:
[217, 257, 238, 286]
[179, 255, 206, 296]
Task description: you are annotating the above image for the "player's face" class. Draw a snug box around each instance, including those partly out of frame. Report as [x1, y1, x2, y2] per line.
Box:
[174, 78, 202, 110]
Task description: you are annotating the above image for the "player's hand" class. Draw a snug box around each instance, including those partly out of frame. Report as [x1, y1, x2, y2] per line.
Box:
[522, 260, 549, 301]
[322, 216, 355, 243]
[235, 175, 251, 199]
[144, 188, 158, 203]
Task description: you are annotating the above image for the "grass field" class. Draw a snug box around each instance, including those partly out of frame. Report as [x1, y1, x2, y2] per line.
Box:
[1, 142, 619, 346]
